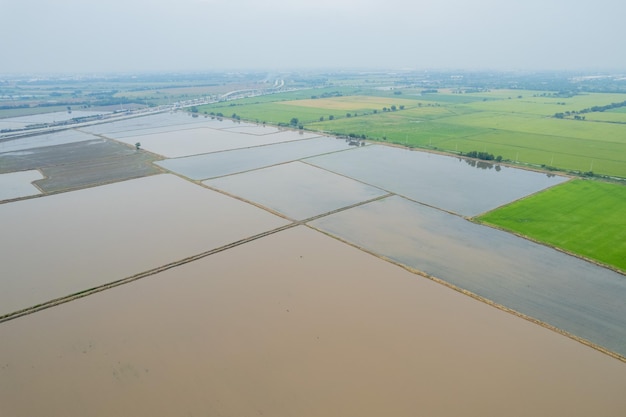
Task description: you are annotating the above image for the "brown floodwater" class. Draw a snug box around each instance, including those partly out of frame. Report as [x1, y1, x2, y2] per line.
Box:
[0, 174, 288, 316]
[309, 195, 626, 358]
[1, 226, 625, 417]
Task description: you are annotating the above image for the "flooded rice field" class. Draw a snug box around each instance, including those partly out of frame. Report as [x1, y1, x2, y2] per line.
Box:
[204, 161, 389, 220]
[0, 111, 109, 131]
[0, 139, 162, 194]
[1, 226, 625, 417]
[157, 137, 355, 180]
[310, 195, 626, 357]
[2, 111, 626, 416]
[0, 129, 100, 153]
[306, 145, 568, 216]
[117, 126, 321, 158]
[0, 174, 288, 316]
[81, 112, 217, 137]
[0, 170, 43, 200]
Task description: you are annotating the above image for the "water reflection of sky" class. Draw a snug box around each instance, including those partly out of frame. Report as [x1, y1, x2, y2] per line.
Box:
[0, 111, 109, 130]
[204, 162, 388, 220]
[306, 145, 568, 216]
[310, 195, 626, 358]
[157, 137, 354, 180]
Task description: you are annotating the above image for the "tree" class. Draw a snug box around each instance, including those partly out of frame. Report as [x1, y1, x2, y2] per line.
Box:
[390, 105, 397, 111]
[319, 116, 324, 121]
[290, 117, 299, 126]
[329, 115, 334, 120]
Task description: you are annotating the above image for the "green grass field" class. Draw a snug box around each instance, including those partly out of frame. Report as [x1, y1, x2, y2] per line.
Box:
[477, 179, 626, 272]
[196, 89, 626, 178]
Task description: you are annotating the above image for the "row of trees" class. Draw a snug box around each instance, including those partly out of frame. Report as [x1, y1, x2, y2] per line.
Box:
[463, 150, 503, 162]
[554, 100, 626, 119]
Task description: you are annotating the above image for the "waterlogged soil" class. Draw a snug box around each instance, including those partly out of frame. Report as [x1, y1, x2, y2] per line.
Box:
[0, 174, 288, 316]
[0, 139, 163, 192]
[1, 226, 625, 417]
[204, 161, 388, 220]
[309, 195, 626, 357]
[157, 137, 355, 180]
[0, 170, 43, 200]
[305, 145, 568, 216]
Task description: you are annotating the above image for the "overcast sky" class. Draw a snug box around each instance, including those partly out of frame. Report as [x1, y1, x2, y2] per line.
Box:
[1, 0, 625, 74]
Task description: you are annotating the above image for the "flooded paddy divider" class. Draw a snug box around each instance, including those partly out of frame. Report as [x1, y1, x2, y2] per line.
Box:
[0, 174, 289, 317]
[305, 144, 568, 217]
[116, 127, 322, 158]
[204, 161, 389, 220]
[157, 137, 357, 180]
[309, 195, 626, 359]
[1, 226, 625, 417]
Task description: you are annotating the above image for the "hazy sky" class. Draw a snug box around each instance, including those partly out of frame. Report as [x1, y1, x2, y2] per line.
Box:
[2, 0, 625, 74]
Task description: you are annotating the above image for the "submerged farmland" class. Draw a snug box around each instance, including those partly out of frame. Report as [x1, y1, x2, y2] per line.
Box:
[1, 111, 625, 416]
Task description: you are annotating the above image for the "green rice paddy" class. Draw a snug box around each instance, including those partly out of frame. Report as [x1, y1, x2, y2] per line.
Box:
[197, 89, 626, 178]
[477, 179, 626, 272]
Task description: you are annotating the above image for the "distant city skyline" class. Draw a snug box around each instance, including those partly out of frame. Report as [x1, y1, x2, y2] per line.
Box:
[2, 0, 626, 74]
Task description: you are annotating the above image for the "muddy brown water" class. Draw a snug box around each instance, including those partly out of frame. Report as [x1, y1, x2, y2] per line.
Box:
[2, 113, 626, 416]
[1, 226, 625, 417]
[0, 174, 288, 316]
[309, 195, 626, 358]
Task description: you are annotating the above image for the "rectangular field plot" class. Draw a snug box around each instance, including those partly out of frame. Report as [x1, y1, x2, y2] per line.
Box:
[0, 139, 163, 193]
[0, 170, 43, 200]
[0, 111, 109, 131]
[157, 137, 355, 180]
[220, 124, 282, 135]
[0, 174, 288, 317]
[306, 145, 568, 216]
[118, 126, 321, 158]
[0, 129, 101, 154]
[309, 196, 626, 358]
[478, 179, 626, 271]
[204, 162, 388, 220]
[81, 112, 218, 137]
[2, 226, 626, 417]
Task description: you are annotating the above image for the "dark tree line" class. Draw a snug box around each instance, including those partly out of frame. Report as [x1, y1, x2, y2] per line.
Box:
[554, 100, 626, 118]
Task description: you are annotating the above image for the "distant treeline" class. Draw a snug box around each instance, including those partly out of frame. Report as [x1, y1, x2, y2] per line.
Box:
[555, 100, 626, 119]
